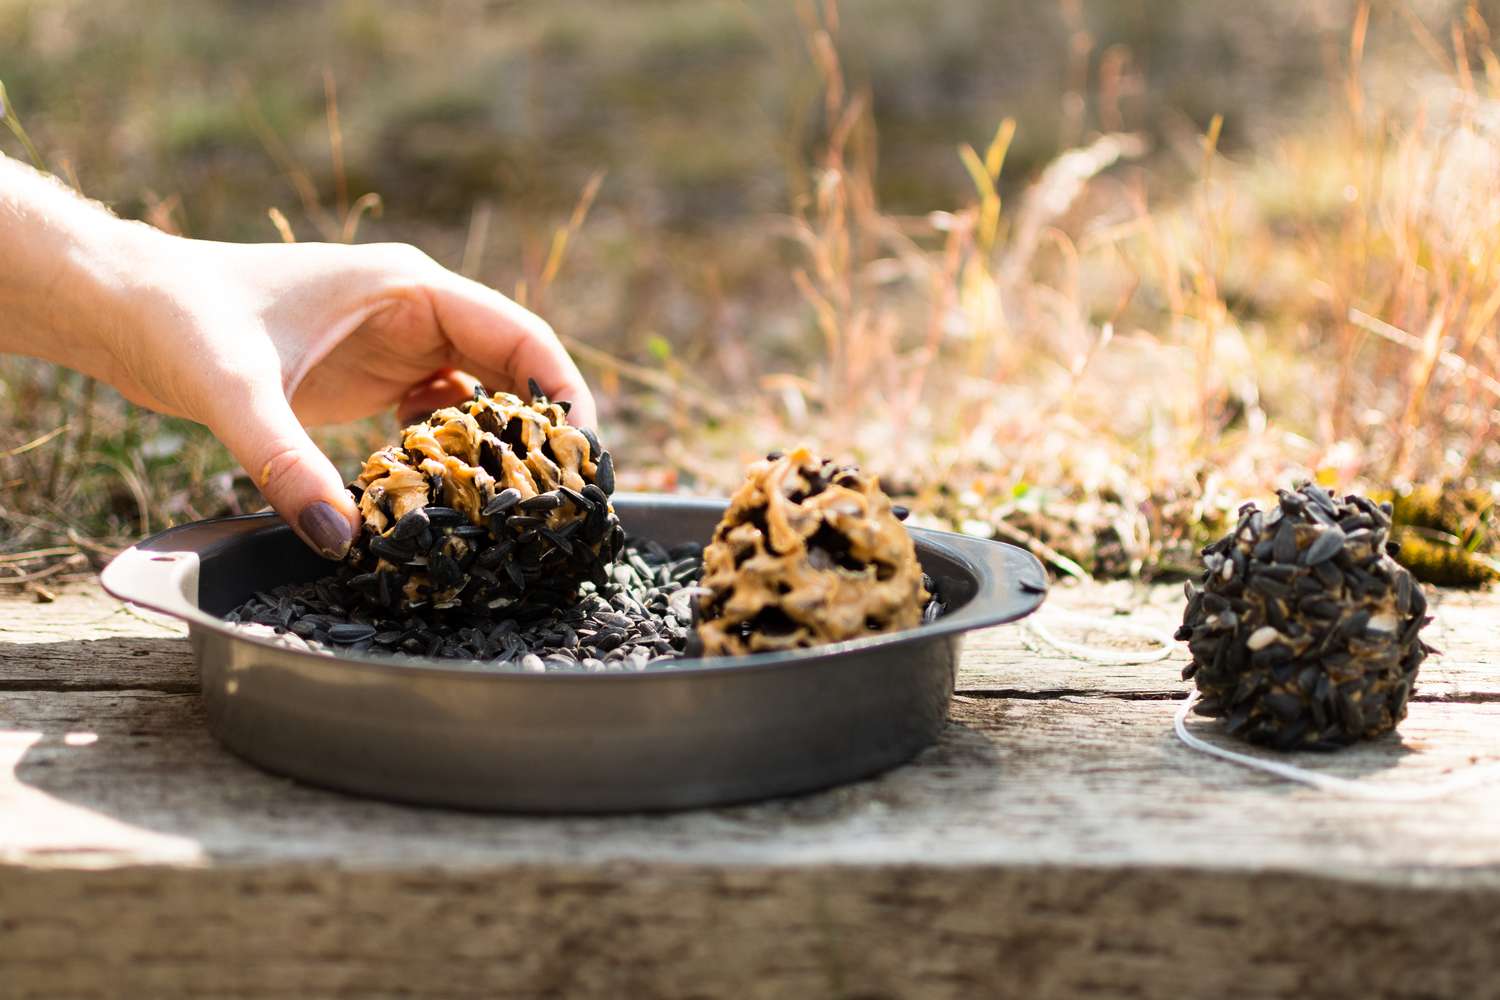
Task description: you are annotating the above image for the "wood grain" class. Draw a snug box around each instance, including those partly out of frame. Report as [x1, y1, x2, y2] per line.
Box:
[3, 579, 1499, 999]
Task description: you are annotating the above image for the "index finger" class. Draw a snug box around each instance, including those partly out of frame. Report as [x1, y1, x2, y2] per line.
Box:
[425, 271, 598, 429]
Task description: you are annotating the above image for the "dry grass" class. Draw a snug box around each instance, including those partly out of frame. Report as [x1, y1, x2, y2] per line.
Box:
[1, 0, 1497, 585]
[662, 0, 1500, 578]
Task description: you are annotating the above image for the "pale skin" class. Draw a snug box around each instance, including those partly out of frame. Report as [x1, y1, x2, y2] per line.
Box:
[0, 154, 595, 559]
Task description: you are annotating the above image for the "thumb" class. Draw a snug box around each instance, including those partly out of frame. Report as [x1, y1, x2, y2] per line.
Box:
[211, 388, 361, 560]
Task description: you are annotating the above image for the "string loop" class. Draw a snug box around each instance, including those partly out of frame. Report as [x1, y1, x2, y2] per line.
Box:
[1023, 609, 1175, 665]
[1025, 606, 1500, 801]
[1173, 691, 1500, 802]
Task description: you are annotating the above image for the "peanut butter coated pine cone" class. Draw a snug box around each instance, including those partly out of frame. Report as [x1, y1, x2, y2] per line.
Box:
[345, 381, 622, 615]
[696, 448, 928, 656]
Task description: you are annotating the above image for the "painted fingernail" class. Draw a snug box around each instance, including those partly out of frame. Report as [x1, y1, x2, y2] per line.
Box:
[298, 501, 355, 560]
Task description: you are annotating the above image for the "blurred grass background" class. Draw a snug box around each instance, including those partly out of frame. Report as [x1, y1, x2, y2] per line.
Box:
[2, 0, 1497, 584]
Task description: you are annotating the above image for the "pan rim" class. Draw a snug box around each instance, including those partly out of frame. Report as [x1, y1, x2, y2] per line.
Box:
[102, 494, 1046, 681]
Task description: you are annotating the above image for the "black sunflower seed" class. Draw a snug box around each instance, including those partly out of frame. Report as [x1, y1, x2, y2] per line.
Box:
[1272, 518, 1299, 563]
[483, 488, 523, 517]
[1263, 691, 1305, 721]
[580, 426, 603, 462]
[369, 534, 415, 563]
[377, 571, 397, 608]
[390, 508, 430, 541]
[1313, 560, 1343, 590]
[347, 572, 380, 592]
[328, 623, 377, 643]
[431, 553, 464, 590]
[1304, 527, 1346, 566]
[1304, 483, 1336, 514]
[519, 492, 564, 513]
[589, 457, 616, 501]
[558, 485, 591, 511]
[594, 628, 627, 652]
[425, 506, 466, 527]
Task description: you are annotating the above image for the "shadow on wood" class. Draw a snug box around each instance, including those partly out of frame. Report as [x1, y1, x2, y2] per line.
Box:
[5, 635, 1007, 862]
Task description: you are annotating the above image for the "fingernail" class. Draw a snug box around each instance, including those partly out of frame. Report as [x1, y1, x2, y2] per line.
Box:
[299, 501, 355, 560]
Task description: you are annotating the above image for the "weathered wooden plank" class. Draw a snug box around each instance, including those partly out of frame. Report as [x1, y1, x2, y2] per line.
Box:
[0, 585, 185, 643]
[4, 581, 1500, 998]
[4, 690, 1499, 874]
[0, 635, 196, 694]
[2, 863, 1499, 1000]
[0, 585, 192, 694]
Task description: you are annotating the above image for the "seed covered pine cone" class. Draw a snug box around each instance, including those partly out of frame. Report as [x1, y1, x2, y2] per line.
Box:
[695, 448, 928, 656]
[1178, 483, 1435, 750]
[344, 382, 622, 614]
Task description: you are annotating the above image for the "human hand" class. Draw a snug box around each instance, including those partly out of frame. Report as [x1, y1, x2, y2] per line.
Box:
[100, 235, 594, 558]
[0, 156, 595, 557]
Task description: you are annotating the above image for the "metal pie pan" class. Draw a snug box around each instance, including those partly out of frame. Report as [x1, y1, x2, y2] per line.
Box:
[100, 494, 1047, 812]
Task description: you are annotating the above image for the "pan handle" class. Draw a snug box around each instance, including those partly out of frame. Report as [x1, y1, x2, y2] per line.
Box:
[99, 543, 205, 622]
[911, 527, 1049, 629]
[99, 513, 283, 624]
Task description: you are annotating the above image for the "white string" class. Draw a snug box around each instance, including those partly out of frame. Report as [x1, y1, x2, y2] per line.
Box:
[1023, 609, 1176, 665]
[1173, 690, 1500, 802]
[1024, 605, 1500, 801]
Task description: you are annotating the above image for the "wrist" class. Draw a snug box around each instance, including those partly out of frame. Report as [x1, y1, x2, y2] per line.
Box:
[74, 218, 181, 380]
[46, 215, 175, 381]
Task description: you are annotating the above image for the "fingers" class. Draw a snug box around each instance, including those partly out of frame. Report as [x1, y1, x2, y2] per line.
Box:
[395, 369, 482, 425]
[424, 271, 598, 428]
[211, 386, 360, 560]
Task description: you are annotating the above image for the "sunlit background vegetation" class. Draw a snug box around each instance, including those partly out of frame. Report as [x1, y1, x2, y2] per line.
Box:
[2, 0, 1497, 586]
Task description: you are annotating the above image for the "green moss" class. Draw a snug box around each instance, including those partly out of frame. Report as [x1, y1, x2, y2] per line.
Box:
[1387, 486, 1499, 588]
[1390, 533, 1497, 588]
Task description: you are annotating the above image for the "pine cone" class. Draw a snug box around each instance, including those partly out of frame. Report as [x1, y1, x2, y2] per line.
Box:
[696, 448, 928, 656]
[344, 382, 622, 615]
[1178, 483, 1435, 750]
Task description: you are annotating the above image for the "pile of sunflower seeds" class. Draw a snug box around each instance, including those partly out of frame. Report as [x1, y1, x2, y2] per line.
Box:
[228, 534, 950, 672]
[1178, 483, 1435, 750]
[229, 537, 707, 672]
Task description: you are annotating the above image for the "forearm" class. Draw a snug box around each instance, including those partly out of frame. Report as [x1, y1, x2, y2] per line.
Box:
[0, 153, 156, 379]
